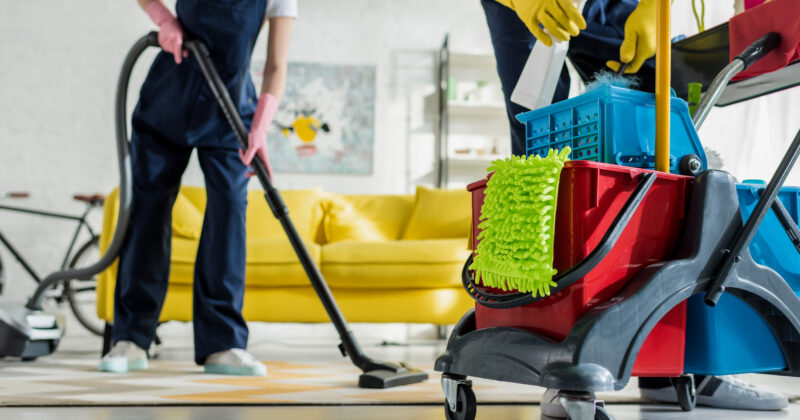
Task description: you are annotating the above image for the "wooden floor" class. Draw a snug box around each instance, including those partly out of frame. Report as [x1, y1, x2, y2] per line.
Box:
[2, 404, 800, 420]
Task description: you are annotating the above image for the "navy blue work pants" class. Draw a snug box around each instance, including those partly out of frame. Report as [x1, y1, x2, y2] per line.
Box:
[113, 116, 250, 365]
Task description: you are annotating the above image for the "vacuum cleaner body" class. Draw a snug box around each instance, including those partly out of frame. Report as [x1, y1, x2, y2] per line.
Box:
[0, 302, 63, 359]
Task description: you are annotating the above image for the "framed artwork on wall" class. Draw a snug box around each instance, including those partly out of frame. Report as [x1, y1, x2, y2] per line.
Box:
[252, 61, 376, 175]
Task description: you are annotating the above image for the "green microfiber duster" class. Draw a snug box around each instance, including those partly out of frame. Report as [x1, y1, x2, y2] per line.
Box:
[470, 148, 570, 298]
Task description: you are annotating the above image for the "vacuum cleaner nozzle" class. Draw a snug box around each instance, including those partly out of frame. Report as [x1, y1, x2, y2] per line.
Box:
[358, 361, 429, 389]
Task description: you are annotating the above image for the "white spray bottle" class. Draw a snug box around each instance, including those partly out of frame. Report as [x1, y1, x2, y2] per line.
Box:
[510, 0, 588, 110]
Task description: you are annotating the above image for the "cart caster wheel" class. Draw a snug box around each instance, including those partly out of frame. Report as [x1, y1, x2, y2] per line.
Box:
[558, 392, 615, 420]
[671, 374, 697, 412]
[679, 154, 703, 176]
[593, 405, 614, 420]
[444, 384, 476, 420]
[442, 375, 476, 420]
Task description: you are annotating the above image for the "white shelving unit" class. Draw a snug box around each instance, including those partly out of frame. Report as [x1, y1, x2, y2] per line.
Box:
[448, 153, 506, 166]
[431, 35, 510, 190]
[447, 101, 507, 118]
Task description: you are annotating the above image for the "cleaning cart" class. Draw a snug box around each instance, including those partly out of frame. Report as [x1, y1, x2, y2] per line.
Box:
[436, 3, 800, 418]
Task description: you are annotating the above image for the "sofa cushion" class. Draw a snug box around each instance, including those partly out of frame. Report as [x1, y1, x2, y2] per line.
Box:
[246, 188, 324, 242]
[173, 237, 321, 264]
[172, 237, 199, 264]
[321, 238, 470, 288]
[170, 237, 321, 287]
[172, 186, 325, 242]
[180, 186, 207, 212]
[172, 192, 203, 240]
[246, 237, 321, 264]
[324, 194, 415, 242]
[246, 237, 322, 287]
[402, 186, 471, 240]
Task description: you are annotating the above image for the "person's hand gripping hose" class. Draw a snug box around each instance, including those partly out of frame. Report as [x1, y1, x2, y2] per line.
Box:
[146, 1, 188, 64]
[606, 0, 656, 73]
[511, 0, 587, 46]
[239, 93, 278, 179]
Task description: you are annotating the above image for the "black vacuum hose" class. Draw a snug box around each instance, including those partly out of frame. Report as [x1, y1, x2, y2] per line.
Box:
[26, 33, 156, 310]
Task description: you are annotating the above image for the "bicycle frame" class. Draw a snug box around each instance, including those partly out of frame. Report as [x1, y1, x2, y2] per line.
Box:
[0, 202, 98, 285]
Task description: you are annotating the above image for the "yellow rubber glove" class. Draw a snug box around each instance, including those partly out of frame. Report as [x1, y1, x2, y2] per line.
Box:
[509, 0, 587, 47]
[606, 0, 657, 74]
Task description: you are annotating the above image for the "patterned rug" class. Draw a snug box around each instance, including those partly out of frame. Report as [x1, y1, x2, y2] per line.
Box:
[3, 356, 797, 407]
[0, 357, 648, 406]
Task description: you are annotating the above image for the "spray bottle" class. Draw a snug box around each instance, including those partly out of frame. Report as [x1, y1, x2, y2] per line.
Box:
[510, 0, 588, 110]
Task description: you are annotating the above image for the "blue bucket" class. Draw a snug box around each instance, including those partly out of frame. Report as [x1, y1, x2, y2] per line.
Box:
[684, 181, 800, 375]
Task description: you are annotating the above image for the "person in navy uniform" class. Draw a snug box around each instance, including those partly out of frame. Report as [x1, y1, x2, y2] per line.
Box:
[99, 0, 296, 377]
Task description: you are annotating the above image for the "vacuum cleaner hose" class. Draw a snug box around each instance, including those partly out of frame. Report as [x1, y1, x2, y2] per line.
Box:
[25, 33, 157, 311]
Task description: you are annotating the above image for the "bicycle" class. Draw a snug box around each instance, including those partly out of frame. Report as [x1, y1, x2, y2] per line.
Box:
[0, 190, 105, 336]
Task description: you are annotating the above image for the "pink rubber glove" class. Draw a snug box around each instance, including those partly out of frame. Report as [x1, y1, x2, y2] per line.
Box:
[146, 1, 188, 64]
[239, 93, 278, 179]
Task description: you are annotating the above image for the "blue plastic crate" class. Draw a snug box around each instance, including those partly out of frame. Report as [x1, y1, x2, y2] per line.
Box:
[516, 85, 707, 174]
[684, 182, 800, 375]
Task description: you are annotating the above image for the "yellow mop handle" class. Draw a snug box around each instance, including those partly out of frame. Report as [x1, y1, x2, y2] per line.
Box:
[655, 0, 671, 173]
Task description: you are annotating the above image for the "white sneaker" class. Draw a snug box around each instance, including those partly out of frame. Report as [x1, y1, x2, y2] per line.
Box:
[98, 341, 148, 373]
[204, 348, 267, 376]
[640, 375, 788, 411]
[540, 388, 595, 418]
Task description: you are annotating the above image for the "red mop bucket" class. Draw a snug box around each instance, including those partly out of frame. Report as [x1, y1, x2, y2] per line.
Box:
[468, 161, 691, 376]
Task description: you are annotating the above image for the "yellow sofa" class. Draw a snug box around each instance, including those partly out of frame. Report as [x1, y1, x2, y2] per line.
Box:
[97, 186, 474, 326]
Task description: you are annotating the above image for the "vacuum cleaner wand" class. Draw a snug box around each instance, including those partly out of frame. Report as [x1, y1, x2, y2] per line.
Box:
[182, 36, 427, 388]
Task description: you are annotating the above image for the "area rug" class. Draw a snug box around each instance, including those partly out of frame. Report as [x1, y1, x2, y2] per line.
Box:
[3, 356, 797, 407]
[0, 357, 649, 406]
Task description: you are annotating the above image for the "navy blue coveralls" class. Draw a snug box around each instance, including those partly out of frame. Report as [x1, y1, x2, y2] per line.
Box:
[114, 0, 267, 364]
[481, 0, 656, 156]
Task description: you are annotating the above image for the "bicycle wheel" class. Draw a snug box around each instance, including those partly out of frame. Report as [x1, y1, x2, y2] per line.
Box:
[66, 236, 104, 336]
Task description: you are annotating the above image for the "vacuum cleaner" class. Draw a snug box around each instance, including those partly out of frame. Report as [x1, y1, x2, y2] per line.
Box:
[0, 32, 428, 389]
